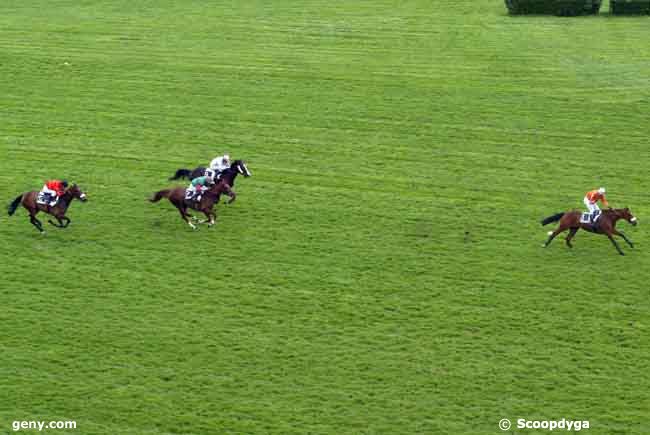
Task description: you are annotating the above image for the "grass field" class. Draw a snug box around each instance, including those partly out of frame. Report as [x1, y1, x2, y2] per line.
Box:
[1, 1, 649, 434]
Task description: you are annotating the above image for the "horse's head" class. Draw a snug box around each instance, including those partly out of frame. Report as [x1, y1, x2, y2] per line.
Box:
[619, 207, 637, 226]
[231, 159, 252, 177]
[67, 184, 88, 202]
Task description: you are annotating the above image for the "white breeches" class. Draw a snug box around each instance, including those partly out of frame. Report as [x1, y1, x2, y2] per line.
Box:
[583, 197, 600, 213]
[42, 186, 56, 196]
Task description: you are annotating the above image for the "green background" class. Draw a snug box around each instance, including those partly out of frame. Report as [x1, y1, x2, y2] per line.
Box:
[1, 1, 648, 433]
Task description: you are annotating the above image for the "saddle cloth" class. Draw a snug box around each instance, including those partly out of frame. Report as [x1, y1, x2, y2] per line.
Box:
[580, 211, 600, 224]
[36, 192, 55, 205]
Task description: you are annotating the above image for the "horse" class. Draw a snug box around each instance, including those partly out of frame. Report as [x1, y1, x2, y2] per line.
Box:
[168, 160, 252, 189]
[7, 184, 88, 233]
[149, 178, 236, 230]
[541, 207, 638, 255]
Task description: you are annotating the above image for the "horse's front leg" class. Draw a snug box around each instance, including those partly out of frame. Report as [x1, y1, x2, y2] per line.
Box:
[48, 215, 67, 228]
[606, 233, 625, 256]
[206, 209, 216, 227]
[612, 229, 633, 248]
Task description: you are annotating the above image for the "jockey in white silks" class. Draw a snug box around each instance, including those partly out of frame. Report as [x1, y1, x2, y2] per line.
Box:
[208, 154, 231, 179]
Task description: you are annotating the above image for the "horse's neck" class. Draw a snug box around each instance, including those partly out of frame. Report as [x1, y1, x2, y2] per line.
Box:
[603, 210, 621, 224]
[56, 193, 72, 210]
[223, 169, 237, 185]
[213, 182, 231, 196]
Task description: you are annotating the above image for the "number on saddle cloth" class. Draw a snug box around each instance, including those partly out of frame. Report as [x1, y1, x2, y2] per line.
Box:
[37, 191, 55, 205]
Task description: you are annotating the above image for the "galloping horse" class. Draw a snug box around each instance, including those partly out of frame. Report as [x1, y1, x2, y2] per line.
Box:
[169, 160, 251, 189]
[7, 184, 88, 233]
[541, 207, 638, 255]
[150, 179, 236, 229]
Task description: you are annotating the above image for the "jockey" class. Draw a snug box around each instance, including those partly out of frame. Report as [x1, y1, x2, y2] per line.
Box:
[188, 175, 215, 202]
[209, 153, 231, 179]
[41, 179, 68, 206]
[584, 187, 609, 222]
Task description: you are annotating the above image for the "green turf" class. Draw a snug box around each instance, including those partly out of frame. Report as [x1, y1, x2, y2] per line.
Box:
[1, 1, 649, 434]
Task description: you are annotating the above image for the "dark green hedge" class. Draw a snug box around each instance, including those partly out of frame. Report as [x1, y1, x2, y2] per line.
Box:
[505, 0, 601, 15]
[610, 0, 650, 14]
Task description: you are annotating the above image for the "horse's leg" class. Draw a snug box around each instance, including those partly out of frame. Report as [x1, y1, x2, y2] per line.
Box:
[30, 213, 44, 233]
[62, 216, 71, 227]
[48, 215, 66, 228]
[202, 210, 216, 227]
[184, 202, 195, 220]
[611, 229, 633, 248]
[565, 228, 579, 248]
[179, 207, 197, 230]
[606, 232, 625, 256]
[543, 223, 568, 247]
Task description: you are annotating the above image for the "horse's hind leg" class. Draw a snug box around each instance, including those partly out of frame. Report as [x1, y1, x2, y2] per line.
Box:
[179, 208, 197, 230]
[565, 228, 579, 248]
[30, 214, 44, 233]
[543, 224, 568, 247]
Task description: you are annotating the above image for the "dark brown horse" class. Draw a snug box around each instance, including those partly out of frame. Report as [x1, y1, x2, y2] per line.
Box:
[7, 184, 88, 233]
[541, 208, 638, 255]
[150, 179, 236, 229]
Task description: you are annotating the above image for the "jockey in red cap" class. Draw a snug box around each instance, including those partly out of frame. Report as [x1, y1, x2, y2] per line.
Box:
[41, 179, 68, 206]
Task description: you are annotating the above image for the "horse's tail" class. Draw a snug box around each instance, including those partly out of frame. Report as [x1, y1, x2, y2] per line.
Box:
[150, 189, 172, 203]
[541, 212, 564, 226]
[7, 194, 23, 216]
[169, 169, 192, 181]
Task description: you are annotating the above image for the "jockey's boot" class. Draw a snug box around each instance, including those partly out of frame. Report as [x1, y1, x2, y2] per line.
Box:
[591, 210, 599, 223]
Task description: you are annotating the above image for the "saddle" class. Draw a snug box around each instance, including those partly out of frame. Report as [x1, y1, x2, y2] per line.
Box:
[185, 189, 203, 206]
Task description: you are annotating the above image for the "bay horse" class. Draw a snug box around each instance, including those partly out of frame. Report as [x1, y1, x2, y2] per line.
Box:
[541, 207, 638, 255]
[149, 179, 236, 229]
[168, 160, 251, 189]
[7, 184, 88, 233]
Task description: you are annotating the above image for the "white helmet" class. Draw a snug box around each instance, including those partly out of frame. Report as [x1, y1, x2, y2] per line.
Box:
[598, 187, 606, 194]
